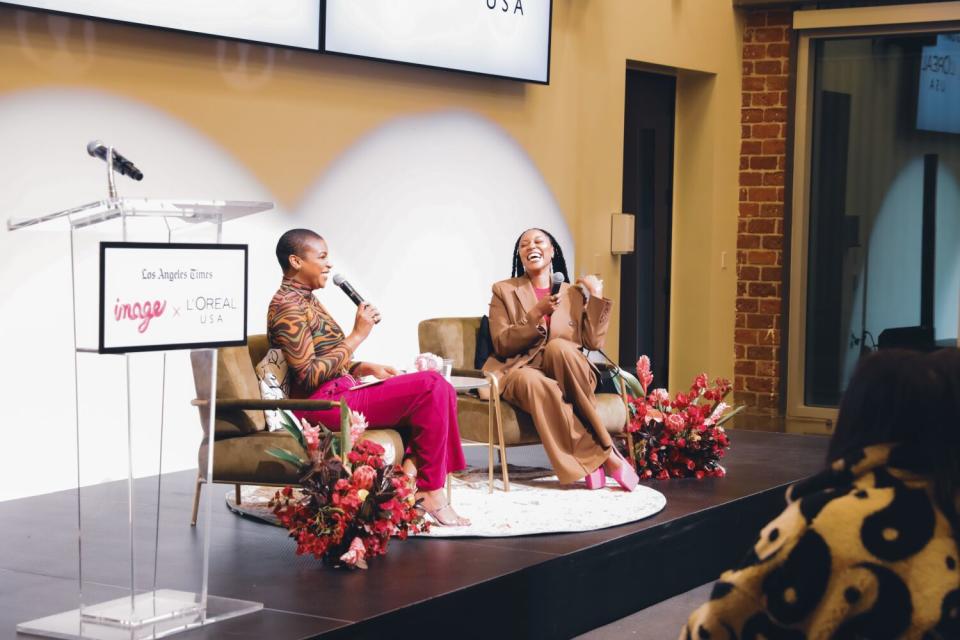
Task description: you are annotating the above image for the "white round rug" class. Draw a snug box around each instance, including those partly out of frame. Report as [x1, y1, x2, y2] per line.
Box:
[420, 468, 667, 537]
[226, 467, 667, 538]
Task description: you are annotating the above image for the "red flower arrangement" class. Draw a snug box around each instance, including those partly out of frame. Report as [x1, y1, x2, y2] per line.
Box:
[626, 356, 741, 480]
[266, 411, 428, 569]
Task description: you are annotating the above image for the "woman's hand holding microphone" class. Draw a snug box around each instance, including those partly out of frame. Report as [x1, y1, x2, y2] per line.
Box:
[527, 294, 560, 324]
[346, 302, 398, 379]
[525, 274, 603, 326]
[344, 301, 380, 351]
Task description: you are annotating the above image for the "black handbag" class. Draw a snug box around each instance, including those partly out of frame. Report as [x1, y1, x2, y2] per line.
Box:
[474, 315, 495, 370]
[588, 349, 623, 395]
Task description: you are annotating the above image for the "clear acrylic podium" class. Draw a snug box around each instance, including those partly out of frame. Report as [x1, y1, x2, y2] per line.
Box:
[9, 197, 272, 639]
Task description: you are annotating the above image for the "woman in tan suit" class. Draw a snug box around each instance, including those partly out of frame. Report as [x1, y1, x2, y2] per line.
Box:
[482, 228, 639, 490]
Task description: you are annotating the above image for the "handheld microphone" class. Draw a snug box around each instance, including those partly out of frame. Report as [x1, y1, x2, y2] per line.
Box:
[550, 272, 565, 296]
[86, 140, 144, 181]
[332, 273, 380, 324]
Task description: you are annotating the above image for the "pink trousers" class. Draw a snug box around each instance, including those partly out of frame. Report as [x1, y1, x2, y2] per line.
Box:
[293, 371, 466, 492]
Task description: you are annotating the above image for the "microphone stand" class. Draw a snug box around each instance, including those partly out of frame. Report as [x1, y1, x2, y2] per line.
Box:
[106, 145, 118, 200]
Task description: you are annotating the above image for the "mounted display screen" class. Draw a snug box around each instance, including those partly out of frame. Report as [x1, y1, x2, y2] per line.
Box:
[917, 33, 960, 134]
[324, 0, 552, 83]
[5, 0, 552, 83]
[4, 0, 322, 49]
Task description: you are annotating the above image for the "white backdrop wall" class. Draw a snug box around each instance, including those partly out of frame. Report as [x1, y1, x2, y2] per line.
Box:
[0, 89, 572, 501]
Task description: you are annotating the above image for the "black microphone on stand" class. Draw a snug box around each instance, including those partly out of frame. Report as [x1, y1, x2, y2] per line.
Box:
[86, 140, 144, 181]
[332, 274, 380, 323]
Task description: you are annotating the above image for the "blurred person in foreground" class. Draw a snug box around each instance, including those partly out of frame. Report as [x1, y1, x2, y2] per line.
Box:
[681, 348, 960, 639]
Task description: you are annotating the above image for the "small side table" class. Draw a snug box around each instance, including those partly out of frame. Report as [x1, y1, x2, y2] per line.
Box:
[447, 375, 489, 393]
[443, 376, 491, 502]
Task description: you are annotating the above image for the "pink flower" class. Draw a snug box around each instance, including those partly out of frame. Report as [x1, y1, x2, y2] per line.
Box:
[704, 402, 729, 427]
[636, 355, 654, 394]
[351, 465, 377, 491]
[339, 537, 367, 569]
[300, 418, 321, 455]
[349, 411, 369, 443]
[414, 352, 443, 372]
[666, 413, 685, 433]
[694, 373, 709, 391]
[649, 388, 670, 407]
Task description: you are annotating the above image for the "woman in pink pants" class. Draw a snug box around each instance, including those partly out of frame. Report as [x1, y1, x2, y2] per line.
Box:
[267, 229, 469, 526]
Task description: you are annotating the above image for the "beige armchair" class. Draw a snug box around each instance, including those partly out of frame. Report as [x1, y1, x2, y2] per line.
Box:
[418, 317, 633, 492]
[188, 335, 404, 525]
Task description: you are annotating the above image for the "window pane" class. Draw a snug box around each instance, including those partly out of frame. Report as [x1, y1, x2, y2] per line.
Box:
[804, 32, 960, 407]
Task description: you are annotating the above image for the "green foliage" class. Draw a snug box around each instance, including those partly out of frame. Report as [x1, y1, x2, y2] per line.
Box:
[714, 404, 746, 426]
[279, 410, 306, 452]
[617, 369, 645, 398]
[265, 447, 306, 468]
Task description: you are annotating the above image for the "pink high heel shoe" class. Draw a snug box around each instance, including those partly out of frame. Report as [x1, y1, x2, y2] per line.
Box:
[608, 448, 639, 492]
[584, 466, 606, 490]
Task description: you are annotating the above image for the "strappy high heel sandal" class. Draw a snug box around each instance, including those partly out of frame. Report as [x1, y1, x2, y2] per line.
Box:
[415, 498, 471, 527]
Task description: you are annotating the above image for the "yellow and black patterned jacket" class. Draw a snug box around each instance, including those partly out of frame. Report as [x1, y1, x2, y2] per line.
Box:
[682, 443, 959, 639]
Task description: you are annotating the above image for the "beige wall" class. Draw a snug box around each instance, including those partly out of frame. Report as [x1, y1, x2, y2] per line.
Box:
[568, 3, 742, 389]
[0, 1, 742, 390]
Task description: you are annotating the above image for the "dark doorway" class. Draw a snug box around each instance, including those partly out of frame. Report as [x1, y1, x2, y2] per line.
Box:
[619, 69, 675, 386]
[804, 89, 851, 407]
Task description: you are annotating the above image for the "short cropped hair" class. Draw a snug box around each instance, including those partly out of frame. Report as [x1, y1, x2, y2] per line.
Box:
[275, 228, 323, 271]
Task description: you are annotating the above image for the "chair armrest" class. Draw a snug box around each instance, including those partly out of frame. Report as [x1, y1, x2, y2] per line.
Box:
[452, 367, 485, 378]
[192, 398, 341, 411]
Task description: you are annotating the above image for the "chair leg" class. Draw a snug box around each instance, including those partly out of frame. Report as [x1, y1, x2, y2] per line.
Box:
[498, 439, 510, 492]
[491, 381, 510, 492]
[619, 383, 638, 471]
[486, 374, 496, 494]
[235, 484, 242, 506]
[625, 432, 637, 471]
[191, 474, 203, 527]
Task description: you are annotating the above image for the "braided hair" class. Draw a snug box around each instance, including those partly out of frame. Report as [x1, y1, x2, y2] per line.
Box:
[511, 228, 570, 283]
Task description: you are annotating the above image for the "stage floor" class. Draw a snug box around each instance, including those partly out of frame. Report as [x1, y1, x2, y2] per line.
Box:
[1, 430, 827, 640]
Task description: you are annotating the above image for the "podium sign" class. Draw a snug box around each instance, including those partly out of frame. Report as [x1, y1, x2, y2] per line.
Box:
[99, 242, 248, 354]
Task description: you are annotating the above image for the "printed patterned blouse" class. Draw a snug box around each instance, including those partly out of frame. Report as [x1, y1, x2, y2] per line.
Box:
[681, 443, 960, 640]
[267, 278, 355, 398]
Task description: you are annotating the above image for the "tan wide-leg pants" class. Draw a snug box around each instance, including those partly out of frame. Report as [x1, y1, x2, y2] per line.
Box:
[501, 339, 613, 484]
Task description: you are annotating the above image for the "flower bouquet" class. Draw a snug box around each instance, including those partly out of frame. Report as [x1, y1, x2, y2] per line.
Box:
[626, 356, 742, 480]
[266, 410, 428, 569]
[413, 352, 444, 372]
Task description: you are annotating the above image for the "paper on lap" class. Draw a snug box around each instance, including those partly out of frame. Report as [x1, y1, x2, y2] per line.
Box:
[349, 371, 414, 391]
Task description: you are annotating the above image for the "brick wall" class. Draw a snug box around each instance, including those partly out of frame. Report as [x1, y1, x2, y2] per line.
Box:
[735, 10, 792, 424]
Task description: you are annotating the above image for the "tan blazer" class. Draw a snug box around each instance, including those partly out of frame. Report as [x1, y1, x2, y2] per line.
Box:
[482, 276, 613, 383]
